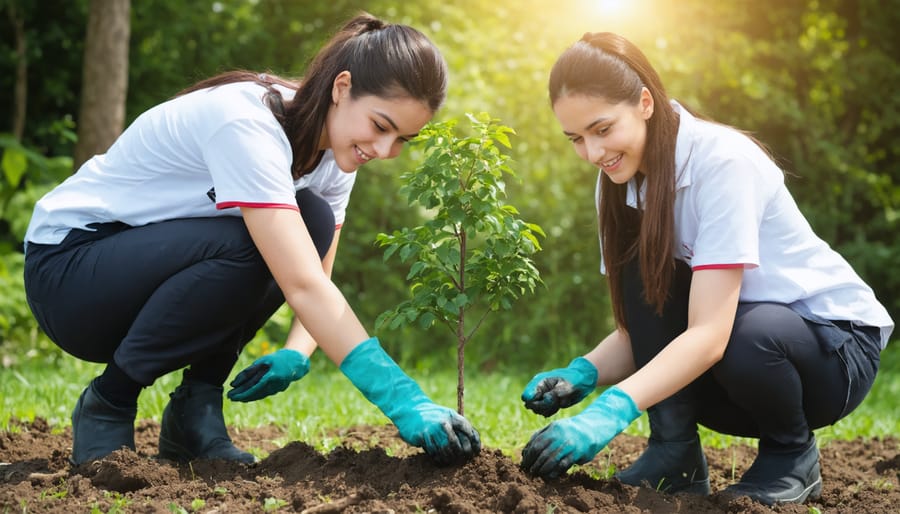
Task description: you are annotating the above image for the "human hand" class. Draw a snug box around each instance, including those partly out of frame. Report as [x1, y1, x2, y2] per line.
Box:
[227, 349, 310, 402]
[392, 400, 482, 466]
[521, 386, 640, 479]
[521, 357, 598, 417]
[340, 337, 481, 465]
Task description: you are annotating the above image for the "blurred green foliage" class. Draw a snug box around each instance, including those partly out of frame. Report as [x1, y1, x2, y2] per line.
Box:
[0, 0, 896, 368]
[0, 129, 72, 351]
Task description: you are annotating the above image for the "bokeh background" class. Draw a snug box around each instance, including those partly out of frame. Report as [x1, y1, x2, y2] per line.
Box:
[1, 0, 897, 372]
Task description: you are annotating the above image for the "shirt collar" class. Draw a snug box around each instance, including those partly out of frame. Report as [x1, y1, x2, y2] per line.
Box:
[624, 99, 695, 208]
[672, 100, 696, 191]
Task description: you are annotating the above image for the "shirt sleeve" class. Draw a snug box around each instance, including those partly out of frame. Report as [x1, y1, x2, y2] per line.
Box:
[203, 118, 298, 211]
[690, 151, 774, 270]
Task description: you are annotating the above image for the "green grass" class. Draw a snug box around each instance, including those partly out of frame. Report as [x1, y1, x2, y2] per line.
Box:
[2, 343, 898, 458]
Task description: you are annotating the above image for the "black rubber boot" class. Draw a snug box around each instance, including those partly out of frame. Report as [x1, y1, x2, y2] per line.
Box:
[614, 395, 711, 495]
[723, 435, 821, 505]
[158, 378, 256, 464]
[70, 380, 137, 465]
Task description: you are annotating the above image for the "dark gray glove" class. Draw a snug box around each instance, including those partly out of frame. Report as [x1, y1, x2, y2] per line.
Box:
[521, 357, 598, 416]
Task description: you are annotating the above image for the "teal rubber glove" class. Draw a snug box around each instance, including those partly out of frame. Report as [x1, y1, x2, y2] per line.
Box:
[340, 337, 481, 465]
[521, 385, 641, 479]
[521, 357, 598, 417]
[227, 348, 310, 402]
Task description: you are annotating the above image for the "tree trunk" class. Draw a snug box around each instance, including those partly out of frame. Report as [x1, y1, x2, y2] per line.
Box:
[457, 229, 467, 415]
[74, 0, 131, 171]
[8, 3, 27, 140]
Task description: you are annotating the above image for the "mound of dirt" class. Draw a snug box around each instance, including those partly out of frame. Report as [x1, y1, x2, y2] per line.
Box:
[1, 418, 898, 513]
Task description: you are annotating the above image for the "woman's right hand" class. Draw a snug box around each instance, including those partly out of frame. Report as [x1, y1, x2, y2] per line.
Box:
[340, 337, 481, 465]
[391, 399, 481, 465]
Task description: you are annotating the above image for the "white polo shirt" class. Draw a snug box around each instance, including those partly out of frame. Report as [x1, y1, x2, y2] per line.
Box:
[25, 82, 356, 246]
[597, 101, 894, 348]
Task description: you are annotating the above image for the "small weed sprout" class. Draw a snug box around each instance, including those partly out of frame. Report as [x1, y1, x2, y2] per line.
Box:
[263, 496, 288, 511]
[89, 492, 130, 514]
[871, 478, 895, 491]
[103, 491, 130, 514]
[655, 477, 668, 492]
[601, 451, 617, 479]
[38, 478, 68, 500]
[190, 498, 206, 511]
[577, 451, 616, 480]
[167, 502, 188, 514]
[579, 464, 602, 480]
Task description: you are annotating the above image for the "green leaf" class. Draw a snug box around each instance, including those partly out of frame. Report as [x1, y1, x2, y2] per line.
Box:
[494, 131, 512, 148]
[399, 243, 418, 262]
[1, 147, 27, 188]
[407, 260, 427, 279]
[418, 312, 436, 329]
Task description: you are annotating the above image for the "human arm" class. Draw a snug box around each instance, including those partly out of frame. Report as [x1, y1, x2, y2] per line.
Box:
[237, 207, 480, 462]
[241, 208, 365, 362]
[523, 268, 742, 477]
[616, 267, 742, 409]
[228, 228, 341, 401]
[281, 227, 341, 356]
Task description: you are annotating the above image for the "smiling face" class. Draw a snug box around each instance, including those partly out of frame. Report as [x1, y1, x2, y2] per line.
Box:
[553, 87, 654, 184]
[322, 71, 433, 172]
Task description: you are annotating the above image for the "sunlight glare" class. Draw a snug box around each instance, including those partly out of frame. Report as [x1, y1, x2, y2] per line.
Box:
[596, 0, 630, 15]
[577, 0, 649, 38]
[585, 0, 643, 28]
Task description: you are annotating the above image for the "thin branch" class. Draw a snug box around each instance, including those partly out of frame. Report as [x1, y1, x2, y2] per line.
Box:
[465, 307, 492, 341]
[438, 316, 456, 335]
[460, 135, 488, 189]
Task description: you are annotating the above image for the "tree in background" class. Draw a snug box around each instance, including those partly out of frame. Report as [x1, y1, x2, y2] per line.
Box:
[6, 1, 26, 141]
[73, 0, 130, 169]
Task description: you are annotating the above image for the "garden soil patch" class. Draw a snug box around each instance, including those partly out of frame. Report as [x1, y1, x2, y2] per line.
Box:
[1, 418, 898, 513]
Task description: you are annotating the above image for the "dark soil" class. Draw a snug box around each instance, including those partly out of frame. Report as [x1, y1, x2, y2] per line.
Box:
[1, 418, 898, 513]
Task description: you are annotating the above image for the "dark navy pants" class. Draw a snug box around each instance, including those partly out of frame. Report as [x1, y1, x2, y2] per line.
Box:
[623, 258, 882, 448]
[24, 189, 334, 387]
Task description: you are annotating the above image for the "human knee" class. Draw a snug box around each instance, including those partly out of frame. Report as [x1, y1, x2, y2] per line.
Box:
[296, 189, 335, 259]
[724, 303, 797, 360]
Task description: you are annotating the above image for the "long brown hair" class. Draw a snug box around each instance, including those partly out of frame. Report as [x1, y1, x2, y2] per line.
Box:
[549, 33, 680, 330]
[177, 12, 448, 179]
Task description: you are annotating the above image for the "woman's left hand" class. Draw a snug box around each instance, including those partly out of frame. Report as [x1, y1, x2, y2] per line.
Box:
[227, 348, 310, 402]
